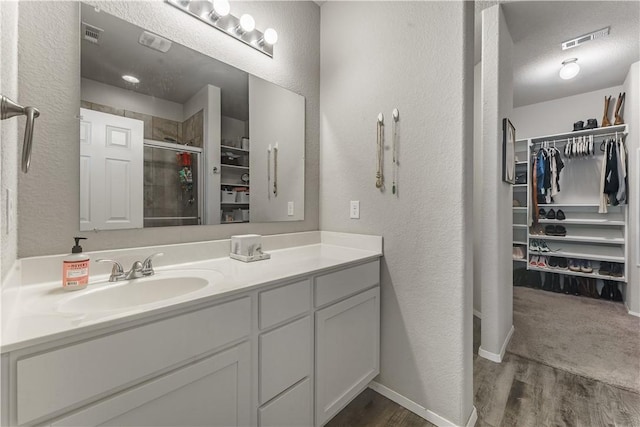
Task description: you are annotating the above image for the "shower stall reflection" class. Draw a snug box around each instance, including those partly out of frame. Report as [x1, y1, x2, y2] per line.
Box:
[143, 142, 202, 227]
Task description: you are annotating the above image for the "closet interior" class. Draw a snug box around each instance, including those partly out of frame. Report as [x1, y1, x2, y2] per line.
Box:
[513, 124, 629, 301]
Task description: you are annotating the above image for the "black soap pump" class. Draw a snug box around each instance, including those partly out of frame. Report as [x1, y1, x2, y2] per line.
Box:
[62, 237, 90, 291]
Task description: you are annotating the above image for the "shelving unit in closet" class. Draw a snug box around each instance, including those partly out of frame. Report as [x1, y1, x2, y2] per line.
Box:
[220, 141, 251, 224]
[525, 124, 629, 285]
[512, 139, 529, 267]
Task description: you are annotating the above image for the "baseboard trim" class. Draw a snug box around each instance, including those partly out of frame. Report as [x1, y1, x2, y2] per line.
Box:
[368, 381, 477, 426]
[628, 309, 640, 317]
[473, 309, 482, 319]
[478, 325, 514, 363]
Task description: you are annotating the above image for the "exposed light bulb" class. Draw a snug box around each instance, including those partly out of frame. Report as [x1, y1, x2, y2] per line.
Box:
[559, 58, 580, 80]
[263, 28, 278, 45]
[122, 75, 140, 84]
[212, 0, 230, 17]
[239, 14, 255, 32]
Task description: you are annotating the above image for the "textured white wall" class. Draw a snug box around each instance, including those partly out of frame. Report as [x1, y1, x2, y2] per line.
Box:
[622, 61, 639, 315]
[1, 0, 19, 281]
[479, 5, 513, 357]
[320, 2, 475, 424]
[511, 85, 624, 139]
[16, 1, 320, 257]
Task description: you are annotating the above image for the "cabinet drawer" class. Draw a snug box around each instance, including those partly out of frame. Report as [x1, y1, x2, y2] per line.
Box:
[259, 316, 311, 404]
[259, 279, 310, 329]
[17, 297, 250, 425]
[314, 261, 379, 307]
[259, 378, 312, 427]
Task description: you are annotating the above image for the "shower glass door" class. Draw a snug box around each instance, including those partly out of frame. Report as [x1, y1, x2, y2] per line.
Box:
[143, 141, 202, 227]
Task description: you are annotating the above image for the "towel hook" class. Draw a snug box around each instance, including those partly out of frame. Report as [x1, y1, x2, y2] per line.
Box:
[1, 95, 40, 173]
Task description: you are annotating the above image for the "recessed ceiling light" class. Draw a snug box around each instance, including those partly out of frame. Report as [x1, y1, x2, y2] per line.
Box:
[122, 75, 140, 84]
[559, 58, 580, 80]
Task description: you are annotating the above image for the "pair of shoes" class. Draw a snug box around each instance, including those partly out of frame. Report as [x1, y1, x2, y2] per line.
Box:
[529, 239, 550, 253]
[599, 262, 624, 277]
[573, 121, 584, 131]
[512, 246, 525, 259]
[545, 225, 567, 236]
[556, 258, 568, 269]
[568, 259, 581, 272]
[580, 260, 593, 273]
[530, 255, 548, 268]
[529, 225, 545, 236]
[544, 209, 566, 220]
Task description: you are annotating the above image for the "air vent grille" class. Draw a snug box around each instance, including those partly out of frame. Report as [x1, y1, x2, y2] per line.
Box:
[562, 27, 609, 50]
[82, 22, 103, 44]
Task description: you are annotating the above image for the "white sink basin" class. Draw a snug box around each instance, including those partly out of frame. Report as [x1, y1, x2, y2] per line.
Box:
[57, 270, 223, 314]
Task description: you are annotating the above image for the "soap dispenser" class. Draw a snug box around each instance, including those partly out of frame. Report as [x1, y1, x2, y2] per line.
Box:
[62, 237, 90, 291]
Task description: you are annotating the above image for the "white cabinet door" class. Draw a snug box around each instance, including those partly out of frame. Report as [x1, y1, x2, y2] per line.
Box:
[315, 287, 380, 426]
[79, 108, 144, 231]
[259, 377, 312, 427]
[50, 343, 251, 427]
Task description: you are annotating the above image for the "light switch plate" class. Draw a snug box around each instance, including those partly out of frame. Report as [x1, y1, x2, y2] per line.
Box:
[350, 200, 360, 219]
[288, 201, 294, 216]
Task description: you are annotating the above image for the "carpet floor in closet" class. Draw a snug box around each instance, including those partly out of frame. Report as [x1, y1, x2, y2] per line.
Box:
[328, 289, 640, 427]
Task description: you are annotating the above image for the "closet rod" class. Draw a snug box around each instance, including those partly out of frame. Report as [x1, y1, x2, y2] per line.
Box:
[530, 131, 627, 147]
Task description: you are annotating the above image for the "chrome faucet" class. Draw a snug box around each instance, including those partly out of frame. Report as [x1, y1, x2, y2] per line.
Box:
[97, 253, 164, 282]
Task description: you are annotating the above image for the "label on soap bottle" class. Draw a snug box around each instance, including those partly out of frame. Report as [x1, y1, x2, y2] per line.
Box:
[63, 260, 89, 289]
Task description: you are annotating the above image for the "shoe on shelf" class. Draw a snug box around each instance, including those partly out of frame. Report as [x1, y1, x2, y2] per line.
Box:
[580, 260, 593, 273]
[548, 257, 558, 268]
[568, 259, 581, 272]
[557, 258, 568, 269]
[513, 199, 522, 207]
[610, 263, 624, 278]
[537, 256, 548, 268]
[547, 209, 556, 220]
[530, 225, 545, 235]
[545, 225, 556, 235]
[598, 262, 611, 276]
[539, 241, 550, 252]
[555, 226, 567, 236]
[529, 240, 540, 252]
[556, 209, 566, 220]
[613, 283, 623, 301]
[539, 208, 547, 218]
[600, 281, 612, 300]
[529, 256, 539, 267]
[589, 278, 599, 299]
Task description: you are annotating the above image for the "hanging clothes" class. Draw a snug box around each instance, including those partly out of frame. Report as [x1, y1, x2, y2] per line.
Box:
[615, 138, 627, 205]
[599, 136, 628, 212]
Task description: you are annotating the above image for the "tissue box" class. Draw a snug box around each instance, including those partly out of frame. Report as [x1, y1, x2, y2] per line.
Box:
[230, 234, 270, 262]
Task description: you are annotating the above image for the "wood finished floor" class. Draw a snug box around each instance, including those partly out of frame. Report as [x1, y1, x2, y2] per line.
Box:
[328, 317, 640, 427]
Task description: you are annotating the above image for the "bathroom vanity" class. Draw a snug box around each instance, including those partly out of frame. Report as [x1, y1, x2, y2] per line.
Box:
[0, 232, 382, 427]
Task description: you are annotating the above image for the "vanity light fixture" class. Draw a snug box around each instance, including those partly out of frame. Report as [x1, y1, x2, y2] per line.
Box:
[165, 0, 276, 57]
[209, 0, 230, 22]
[559, 58, 580, 80]
[122, 75, 140, 84]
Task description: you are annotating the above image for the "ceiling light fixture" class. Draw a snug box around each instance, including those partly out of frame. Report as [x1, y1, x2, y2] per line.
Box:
[165, 0, 276, 57]
[122, 75, 140, 84]
[559, 58, 580, 80]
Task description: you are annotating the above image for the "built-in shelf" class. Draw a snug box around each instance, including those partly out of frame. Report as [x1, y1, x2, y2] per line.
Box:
[221, 182, 250, 187]
[221, 202, 250, 205]
[530, 124, 627, 144]
[527, 264, 626, 282]
[516, 161, 528, 165]
[513, 184, 527, 187]
[221, 164, 249, 170]
[527, 241, 625, 263]
[221, 220, 250, 224]
[535, 234, 624, 245]
[513, 258, 527, 263]
[513, 207, 527, 211]
[513, 240, 527, 245]
[221, 145, 250, 153]
[513, 224, 528, 229]
[538, 203, 600, 208]
[538, 218, 625, 226]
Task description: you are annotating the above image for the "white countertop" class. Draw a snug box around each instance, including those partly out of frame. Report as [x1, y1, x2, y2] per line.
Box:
[1, 233, 382, 354]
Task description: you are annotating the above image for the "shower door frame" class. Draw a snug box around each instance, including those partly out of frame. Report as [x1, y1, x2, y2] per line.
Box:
[143, 139, 204, 226]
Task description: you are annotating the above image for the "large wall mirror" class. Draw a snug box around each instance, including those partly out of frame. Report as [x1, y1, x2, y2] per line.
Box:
[79, 3, 305, 231]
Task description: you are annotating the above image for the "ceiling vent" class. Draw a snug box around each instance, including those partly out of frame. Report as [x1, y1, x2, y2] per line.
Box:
[82, 22, 103, 44]
[562, 27, 609, 50]
[138, 31, 172, 53]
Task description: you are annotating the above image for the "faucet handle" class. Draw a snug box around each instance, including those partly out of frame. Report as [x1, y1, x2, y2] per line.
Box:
[141, 252, 164, 276]
[96, 259, 125, 282]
